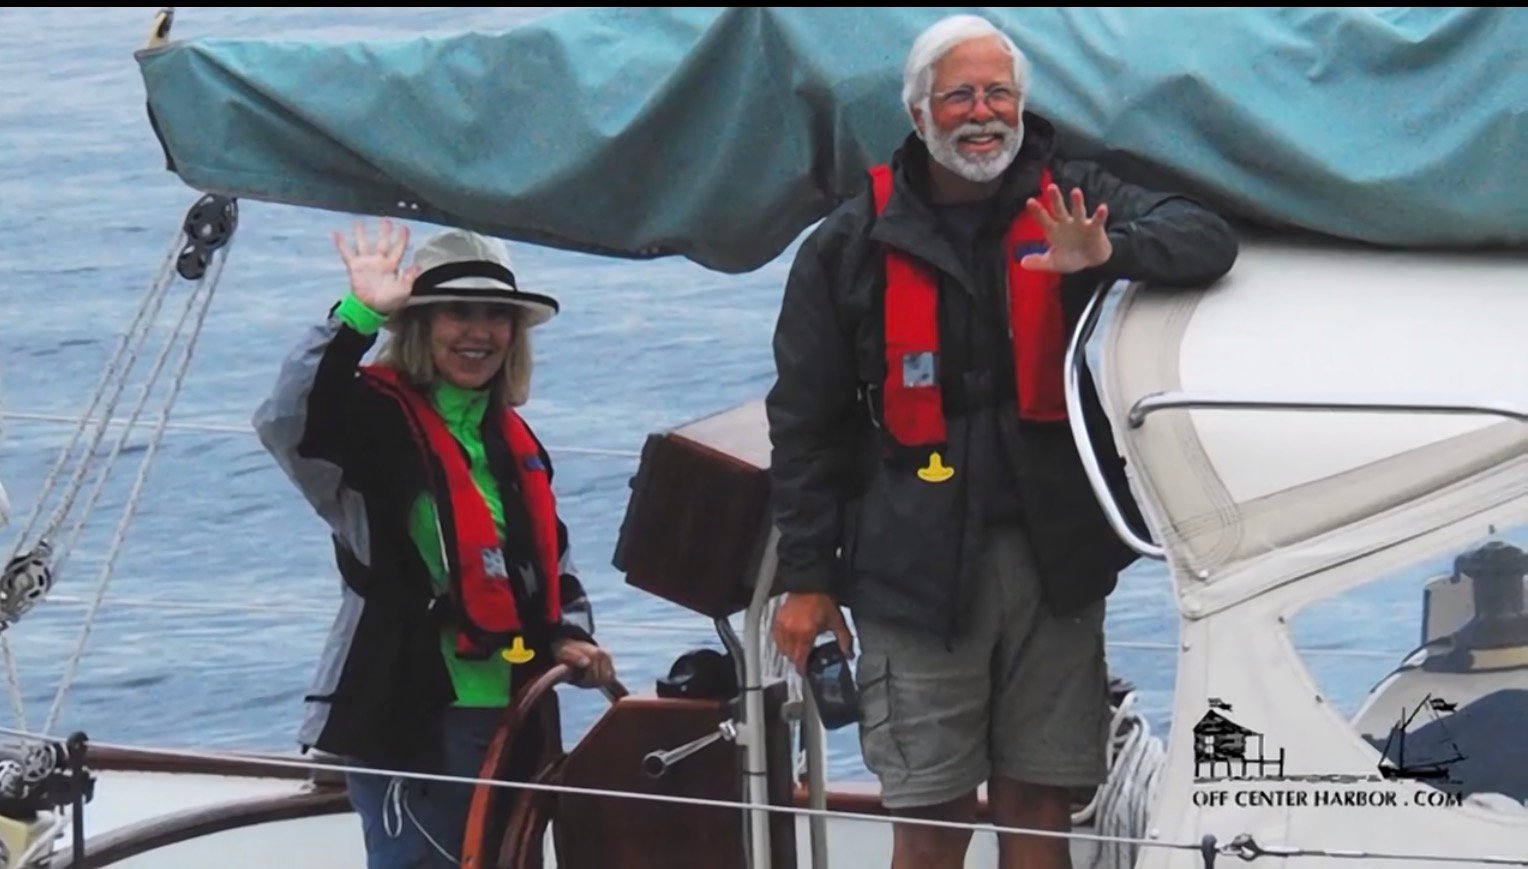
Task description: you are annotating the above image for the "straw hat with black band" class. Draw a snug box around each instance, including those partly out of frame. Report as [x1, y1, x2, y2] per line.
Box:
[401, 229, 559, 327]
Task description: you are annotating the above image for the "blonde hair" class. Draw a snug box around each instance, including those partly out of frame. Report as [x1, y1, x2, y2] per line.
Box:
[376, 306, 534, 408]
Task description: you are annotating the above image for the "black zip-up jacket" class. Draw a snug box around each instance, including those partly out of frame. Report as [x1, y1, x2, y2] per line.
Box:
[766, 115, 1238, 638]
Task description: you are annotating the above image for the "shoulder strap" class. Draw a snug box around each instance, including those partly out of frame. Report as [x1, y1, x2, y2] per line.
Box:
[868, 164, 946, 447]
[499, 409, 562, 627]
[1003, 167, 1068, 422]
[868, 163, 894, 214]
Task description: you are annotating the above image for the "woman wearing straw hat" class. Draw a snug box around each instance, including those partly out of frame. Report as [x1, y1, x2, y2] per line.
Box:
[254, 218, 615, 867]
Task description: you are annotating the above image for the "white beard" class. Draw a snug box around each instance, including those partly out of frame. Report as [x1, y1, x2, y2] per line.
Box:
[921, 115, 1023, 183]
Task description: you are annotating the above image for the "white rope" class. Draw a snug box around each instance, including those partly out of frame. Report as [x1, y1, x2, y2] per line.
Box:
[1, 725, 1524, 866]
[44, 253, 226, 734]
[6, 233, 181, 550]
[1228, 842, 1528, 866]
[0, 311, 8, 531]
[3, 413, 253, 436]
[0, 412, 642, 459]
[0, 722, 1523, 865]
[1073, 691, 1166, 869]
[398, 779, 461, 865]
[39, 593, 720, 636]
[0, 234, 182, 730]
[381, 776, 404, 838]
[40, 266, 215, 610]
[1103, 640, 1414, 660]
[32, 594, 1417, 665]
[0, 643, 21, 755]
[43, 595, 336, 618]
[0, 724, 1199, 857]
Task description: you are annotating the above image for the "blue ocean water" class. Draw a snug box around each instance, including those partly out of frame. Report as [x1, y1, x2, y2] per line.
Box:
[3, 7, 1468, 788]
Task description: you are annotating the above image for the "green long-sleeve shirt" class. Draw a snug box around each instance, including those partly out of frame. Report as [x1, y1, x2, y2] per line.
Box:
[336, 293, 511, 706]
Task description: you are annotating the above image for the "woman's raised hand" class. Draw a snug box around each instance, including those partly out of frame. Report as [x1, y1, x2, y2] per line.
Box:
[332, 218, 420, 314]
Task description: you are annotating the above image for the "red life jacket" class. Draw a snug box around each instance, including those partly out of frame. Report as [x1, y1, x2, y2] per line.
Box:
[361, 366, 562, 659]
[869, 163, 1067, 448]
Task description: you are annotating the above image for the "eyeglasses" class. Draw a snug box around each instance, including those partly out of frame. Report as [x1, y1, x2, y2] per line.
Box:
[931, 83, 1020, 112]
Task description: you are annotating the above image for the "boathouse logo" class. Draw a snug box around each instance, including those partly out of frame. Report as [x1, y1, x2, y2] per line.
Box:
[1190, 696, 1466, 809]
[1193, 698, 1286, 780]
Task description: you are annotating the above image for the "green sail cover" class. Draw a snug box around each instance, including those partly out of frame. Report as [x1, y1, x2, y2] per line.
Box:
[137, 7, 1527, 273]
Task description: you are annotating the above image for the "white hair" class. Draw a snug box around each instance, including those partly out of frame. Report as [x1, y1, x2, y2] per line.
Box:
[901, 15, 1031, 116]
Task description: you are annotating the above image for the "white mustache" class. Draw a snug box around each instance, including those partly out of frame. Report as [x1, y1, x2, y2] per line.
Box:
[954, 120, 1015, 140]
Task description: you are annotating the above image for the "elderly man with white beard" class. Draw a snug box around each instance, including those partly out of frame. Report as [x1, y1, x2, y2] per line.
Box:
[766, 14, 1239, 869]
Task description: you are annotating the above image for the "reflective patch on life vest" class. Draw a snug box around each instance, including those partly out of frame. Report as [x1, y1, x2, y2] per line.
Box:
[481, 547, 509, 581]
[1013, 241, 1048, 261]
[902, 351, 937, 388]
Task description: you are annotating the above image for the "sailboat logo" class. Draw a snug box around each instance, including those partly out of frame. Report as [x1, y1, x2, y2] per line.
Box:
[1376, 694, 1467, 782]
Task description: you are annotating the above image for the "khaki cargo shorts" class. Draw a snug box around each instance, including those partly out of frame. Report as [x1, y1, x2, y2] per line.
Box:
[852, 523, 1109, 809]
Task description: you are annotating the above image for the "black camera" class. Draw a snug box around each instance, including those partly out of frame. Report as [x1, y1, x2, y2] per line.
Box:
[805, 638, 860, 730]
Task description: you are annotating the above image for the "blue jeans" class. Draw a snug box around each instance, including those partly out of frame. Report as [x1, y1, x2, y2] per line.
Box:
[346, 707, 503, 869]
